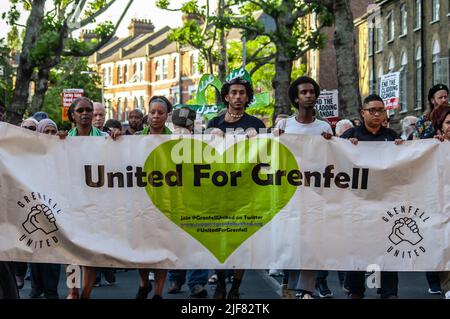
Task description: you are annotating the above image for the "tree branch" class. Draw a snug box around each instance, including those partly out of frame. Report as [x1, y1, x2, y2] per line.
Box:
[64, 0, 133, 57]
[293, 24, 326, 60]
[247, 41, 272, 61]
[74, 0, 119, 30]
[249, 53, 275, 75]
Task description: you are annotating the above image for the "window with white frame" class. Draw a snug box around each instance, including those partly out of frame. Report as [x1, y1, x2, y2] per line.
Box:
[415, 46, 422, 109]
[139, 62, 144, 81]
[432, 40, 441, 84]
[162, 59, 168, 80]
[376, 26, 383, 51]
[134, 97, 138, 109]
[368, 28, 374, 56]
[190, 52, 199, 75]
[400, 4, 407, 36]
[117, 66, 122, 84]
[139, 96, 144, 109]
[387, 12, 394, 42]
[108, 66, 112, 85]
[155, 60, 161, 81]
[432, 0, 440, 21]
[171, 86, 180, 104]
[414, 0, 421, 29]
[400, 51, 408, 112]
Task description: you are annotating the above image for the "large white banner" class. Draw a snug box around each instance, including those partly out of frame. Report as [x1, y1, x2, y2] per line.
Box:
[0, 123, 449, 270]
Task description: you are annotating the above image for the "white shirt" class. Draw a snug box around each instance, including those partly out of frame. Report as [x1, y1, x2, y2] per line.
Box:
[276, 117, 333, 135]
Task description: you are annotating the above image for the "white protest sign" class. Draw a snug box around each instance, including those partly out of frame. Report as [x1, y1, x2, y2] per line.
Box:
[316, 90, 339, 127]
[379, 72, 400, 110]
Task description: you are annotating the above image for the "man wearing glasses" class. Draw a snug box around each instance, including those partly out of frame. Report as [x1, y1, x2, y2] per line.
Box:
[340, 94, 401, 299]
[340, 94, 401, 144]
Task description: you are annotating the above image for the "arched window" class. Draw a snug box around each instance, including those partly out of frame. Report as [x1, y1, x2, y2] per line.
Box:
[400, 51, 408, 112]
[432, 40, 441, 84]
[140, 96, 144, 109]
[415, 46, 422, 108]
[387, 55, 395, 73]
[134, 97, 138, 109]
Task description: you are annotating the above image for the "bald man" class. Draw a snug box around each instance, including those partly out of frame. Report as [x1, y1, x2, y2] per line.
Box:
[92, 102, 106, 131]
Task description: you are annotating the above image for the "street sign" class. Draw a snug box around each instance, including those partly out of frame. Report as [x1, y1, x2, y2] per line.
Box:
[62, 89, 84, 122]
[316, 90, 339, 128]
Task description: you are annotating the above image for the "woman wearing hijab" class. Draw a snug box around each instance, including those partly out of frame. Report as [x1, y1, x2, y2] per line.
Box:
[20, 117, 39, 131]
[36, 119, 58, 135]
[28, 118, 61, 298]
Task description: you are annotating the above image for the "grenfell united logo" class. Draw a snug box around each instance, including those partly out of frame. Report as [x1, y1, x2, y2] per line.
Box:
[17, 192, 62, 250]
[382, 205, 429, 259]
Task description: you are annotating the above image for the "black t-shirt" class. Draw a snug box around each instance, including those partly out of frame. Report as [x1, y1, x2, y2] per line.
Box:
[340, 124, 399, 141]
[206, 113, 266, 133]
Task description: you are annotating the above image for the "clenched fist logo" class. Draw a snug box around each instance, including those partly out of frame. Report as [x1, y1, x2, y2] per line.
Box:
[388, 217, 423, 246]
[22, 204, 58, 235]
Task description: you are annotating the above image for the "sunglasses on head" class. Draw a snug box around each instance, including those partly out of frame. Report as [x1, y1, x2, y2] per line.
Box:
[75, 107, 93, 114]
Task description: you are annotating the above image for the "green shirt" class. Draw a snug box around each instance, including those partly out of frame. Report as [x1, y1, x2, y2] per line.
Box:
[68, 126, 106, 137]
[141, 126, 172, 135]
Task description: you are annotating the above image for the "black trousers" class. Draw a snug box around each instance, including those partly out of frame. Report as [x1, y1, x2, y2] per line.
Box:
[0, 262, 19, 299]
[30, 263, 61, 299]
[345, 271, 398, 298]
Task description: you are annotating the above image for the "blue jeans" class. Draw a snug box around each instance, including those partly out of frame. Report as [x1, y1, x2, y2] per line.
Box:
[168, 270, 209, 290]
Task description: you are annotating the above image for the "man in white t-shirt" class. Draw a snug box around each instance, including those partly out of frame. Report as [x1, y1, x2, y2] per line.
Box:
[275, 76, 333, 136]
[274, 76, 333, 299]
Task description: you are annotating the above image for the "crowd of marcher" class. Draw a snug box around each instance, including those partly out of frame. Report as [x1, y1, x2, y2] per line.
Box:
[0, 75, 449, 300]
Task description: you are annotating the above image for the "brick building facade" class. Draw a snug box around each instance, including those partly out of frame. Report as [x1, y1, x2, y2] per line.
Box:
[87, 19, 202, 121]
[357, 0, 450, 126]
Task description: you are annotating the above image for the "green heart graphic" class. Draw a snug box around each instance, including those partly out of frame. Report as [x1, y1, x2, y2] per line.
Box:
[144, 138, 299, 263]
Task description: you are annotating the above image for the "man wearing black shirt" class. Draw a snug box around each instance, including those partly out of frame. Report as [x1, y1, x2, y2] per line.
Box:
[207, 77, 265, 136]
[340, 94, 401, 299]
[125, 109, 144, 135]
[207, 77, 265, 299]
[340, 94, 401, 144]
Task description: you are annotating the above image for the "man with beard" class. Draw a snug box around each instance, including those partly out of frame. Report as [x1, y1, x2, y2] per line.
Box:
[207, 77, 265, 299]
[125, 109, 144, 135]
